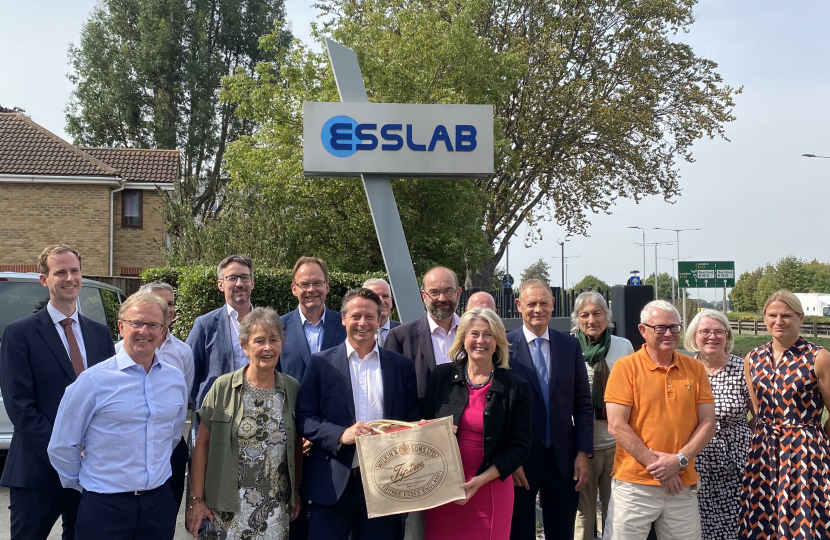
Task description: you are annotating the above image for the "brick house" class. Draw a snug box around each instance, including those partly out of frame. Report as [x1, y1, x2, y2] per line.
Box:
[0, 113, 177, 276]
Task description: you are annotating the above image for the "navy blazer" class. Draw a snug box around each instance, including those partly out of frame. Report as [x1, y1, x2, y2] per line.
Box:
[506, 326, 593, 481]
[296, 343, 419, 505]
[0, 307, 115, 489]
[187, 305, 236, 408]
[384, 314, 436, 399]
[277, 307, 347, 384]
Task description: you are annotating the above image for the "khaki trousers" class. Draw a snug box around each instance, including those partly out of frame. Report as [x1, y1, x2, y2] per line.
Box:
[574, 446, 615, 540]
[604, 479, 701, 540]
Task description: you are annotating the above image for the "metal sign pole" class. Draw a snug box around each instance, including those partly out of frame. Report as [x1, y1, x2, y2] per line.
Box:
[325, 39, 425, 323]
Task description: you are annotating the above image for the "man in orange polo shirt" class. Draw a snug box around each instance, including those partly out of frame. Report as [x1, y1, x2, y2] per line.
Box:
[603, 300, 716, 540]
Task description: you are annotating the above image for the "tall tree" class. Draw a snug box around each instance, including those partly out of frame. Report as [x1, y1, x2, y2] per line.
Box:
[644, 272, 681, 301]
[65, 0, 292, 217]
[314, 0, 740, 287]
[520, 258, 552, 285]
[730, 268, 763, 312]
[572, 275, 610, 292]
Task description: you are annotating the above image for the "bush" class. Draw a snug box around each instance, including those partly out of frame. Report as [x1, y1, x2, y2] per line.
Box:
[726, 312, 762, 322]
[142, 266, 389, 340]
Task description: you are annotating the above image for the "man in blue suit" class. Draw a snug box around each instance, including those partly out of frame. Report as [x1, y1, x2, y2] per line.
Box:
[278, 256, 346, 383]
[507, 279, 593, 540]
[362, 277, 400, 347]
[188, 254, 255, 408]
[0, 245, 115, 540]
[297, 288, 419, 540]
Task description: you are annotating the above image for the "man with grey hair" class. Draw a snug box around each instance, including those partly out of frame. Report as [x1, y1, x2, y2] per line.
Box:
[603, 300, 716, 540]
[465, 291, 496, 312]
[362, 277, 400, 347]
[116, 280, 193, 514]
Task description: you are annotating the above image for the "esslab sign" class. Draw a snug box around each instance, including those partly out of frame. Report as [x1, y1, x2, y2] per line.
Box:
[303, 102, 493, 177]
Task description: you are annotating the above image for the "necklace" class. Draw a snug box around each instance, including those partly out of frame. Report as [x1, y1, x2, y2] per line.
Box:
[465, 367, 494, 389]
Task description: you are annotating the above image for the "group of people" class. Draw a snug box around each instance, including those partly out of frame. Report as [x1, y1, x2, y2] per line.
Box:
[1, 245, 830, 540]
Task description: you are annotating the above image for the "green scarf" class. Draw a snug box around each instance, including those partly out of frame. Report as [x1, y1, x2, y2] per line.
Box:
[577, 327, 612, 412]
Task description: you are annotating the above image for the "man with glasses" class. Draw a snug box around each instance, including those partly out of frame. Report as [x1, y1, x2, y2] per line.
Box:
[603, 300, 716, 540]
[48, 291, 187, 539]
[188, 254, 255, 408]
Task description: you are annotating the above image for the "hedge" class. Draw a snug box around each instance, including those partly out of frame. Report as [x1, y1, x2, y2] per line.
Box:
[141, 266, 388, 340]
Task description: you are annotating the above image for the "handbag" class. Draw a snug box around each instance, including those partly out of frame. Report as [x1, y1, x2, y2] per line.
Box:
[355, 416, 466, 518]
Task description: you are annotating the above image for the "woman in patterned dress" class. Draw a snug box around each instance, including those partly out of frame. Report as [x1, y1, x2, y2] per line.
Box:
[187, 308, 303, 540]
[739, 290, 830, 540]
[683, 309, 752, 540]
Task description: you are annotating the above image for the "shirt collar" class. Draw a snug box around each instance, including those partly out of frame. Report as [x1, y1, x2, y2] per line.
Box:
[299, 306, 326, 327]
[345, 339, 379, 361]
[231, 366, 287, 390]
[522, 324, 549, 344]
[427, 312, 460, 335]
[637, 344, 678, 372]
[114, 345, 160, 371]
[379, 318, 391, 332]
[47, 302, 78, 326]
[226, 303, 253, 320]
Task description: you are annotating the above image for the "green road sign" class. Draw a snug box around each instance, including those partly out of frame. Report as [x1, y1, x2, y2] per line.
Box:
[678, 261, 735, 289]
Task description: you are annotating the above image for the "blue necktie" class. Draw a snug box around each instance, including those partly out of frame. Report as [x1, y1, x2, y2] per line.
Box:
[534, 337, 552, 447]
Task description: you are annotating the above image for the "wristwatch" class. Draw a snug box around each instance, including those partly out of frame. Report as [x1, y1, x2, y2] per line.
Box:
[676, 453, 689, 468]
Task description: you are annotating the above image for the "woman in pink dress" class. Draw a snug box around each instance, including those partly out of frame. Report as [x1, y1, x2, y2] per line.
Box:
[422, 308, 532, 540]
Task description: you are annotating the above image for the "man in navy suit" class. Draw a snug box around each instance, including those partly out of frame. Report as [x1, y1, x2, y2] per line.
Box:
[187, 254, 255, 408]
[278, 256, 346, 383]
[507, 279, 593, 540]
[297, 288, 419, 540]
[0, 245, 115, 540]
[362, 277, 400, 347]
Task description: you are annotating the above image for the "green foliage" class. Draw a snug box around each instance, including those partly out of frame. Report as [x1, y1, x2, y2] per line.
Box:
[572, 275, 610, 292]
[520, 258, 552, 285]
[729, 257, 830, 312]
[725, 312, 762, 322]
[100, 289, 121, 340]
[643, 273, 684, 301]
[730, 268, 763, 312]
[140, 266, 183, 290]
[149, 266, 388, 339]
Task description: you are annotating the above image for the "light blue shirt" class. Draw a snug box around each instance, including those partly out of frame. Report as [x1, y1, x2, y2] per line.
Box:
[48, 348, 188, 493]
[522, 325, 550, 381]
[299, 307, 327, 354]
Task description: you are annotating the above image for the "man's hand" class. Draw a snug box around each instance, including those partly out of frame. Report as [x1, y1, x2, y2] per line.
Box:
[512, 466, 530, 489]
[659, 474, 684, 496]
[338, 422, 375, 445]
[573, 452, 589, 491]
[645, 450, 682, 482]
[302, 438, 313, 456]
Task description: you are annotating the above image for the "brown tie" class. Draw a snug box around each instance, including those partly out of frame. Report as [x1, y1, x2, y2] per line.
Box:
[59, 318, 85, 377]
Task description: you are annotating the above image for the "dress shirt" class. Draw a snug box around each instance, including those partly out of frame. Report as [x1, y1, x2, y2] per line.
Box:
[227, 303, 251, 371]
[427, 313, 460, 365]
[522, 325, 550, 382]
[47, 348, 187, 493]
[299, 307, 326, 354]
[346, 341, 384, 467]
[116, 329, 195, 397]
[46, 302, 88, 369]
[375, 318, 391, 347]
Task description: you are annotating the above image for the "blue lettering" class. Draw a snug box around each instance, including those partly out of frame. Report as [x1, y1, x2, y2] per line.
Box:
[455, 125, 477, 152]
[427, 125, 454, 152]
[381, 124, 403, 151]
[406, 124, 426, 151]
[356, 124, 378, 150]
[330, 123, 353, 151]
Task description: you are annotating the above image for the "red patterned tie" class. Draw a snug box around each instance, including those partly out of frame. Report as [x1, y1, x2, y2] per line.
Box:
[59, 318, 85, 377]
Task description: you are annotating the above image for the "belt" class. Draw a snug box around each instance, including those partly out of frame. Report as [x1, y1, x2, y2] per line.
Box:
[90, 483, 167, 497]
[351, 468, 361, 478]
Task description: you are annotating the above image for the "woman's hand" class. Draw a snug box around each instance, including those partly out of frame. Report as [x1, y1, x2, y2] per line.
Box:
[456, 475, 487, 504]
[290, 498, 303, 521]
[185, 500, 214, 538]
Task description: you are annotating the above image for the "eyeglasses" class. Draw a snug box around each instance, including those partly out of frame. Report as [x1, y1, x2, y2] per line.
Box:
[698, 329, 727, 338]
[224, 274, 252, 284]
[120, 319, 164, 332]
[294, 281, 326, 290]
[642, 323, 682, 335]
[424, 288, 458, 299]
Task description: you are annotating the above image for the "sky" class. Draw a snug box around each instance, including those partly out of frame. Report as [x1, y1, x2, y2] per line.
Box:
[1, 1, 828, 302]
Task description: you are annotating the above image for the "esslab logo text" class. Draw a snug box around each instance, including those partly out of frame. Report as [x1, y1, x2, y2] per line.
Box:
[321, 115, 478, 157]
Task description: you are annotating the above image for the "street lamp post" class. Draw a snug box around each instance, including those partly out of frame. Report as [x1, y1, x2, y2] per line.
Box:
[629, 226, 646, 280]
[551, 255, 581, 289]
[658, 256, 694, 303]
[557, 240, 565, 314]
[654, 227, 702, 329]
[636, 242, 674, 300]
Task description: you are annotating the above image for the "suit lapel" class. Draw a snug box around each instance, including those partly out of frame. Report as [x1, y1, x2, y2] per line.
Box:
[321, 308, 341, 351]
[288, 309, 312, 364]
[514, 331, 545, 404]
[77, 316, 99, 367]
[380, 350, 395, 419]
[215, 309, 234, 372]
[547, 331, 559, 392]
[36, 308, 75, 380]
[416, 315, 437, 370]
[332, 344, 355, 421]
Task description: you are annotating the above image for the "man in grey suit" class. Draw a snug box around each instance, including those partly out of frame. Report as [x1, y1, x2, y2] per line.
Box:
[362, 277, 400, 347]
[187, 254, 254, 408]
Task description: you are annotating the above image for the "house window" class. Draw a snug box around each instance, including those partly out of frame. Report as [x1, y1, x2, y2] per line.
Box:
[122, 190, 142, 228]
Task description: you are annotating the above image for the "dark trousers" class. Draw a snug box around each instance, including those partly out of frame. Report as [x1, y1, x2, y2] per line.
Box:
[308, 474, 400, 540]
[510, 446, 579, 540]
[74, 480, 176, 540]
[170, 437, 188, 513]
[289, 498, 311, 540]
[8, 486, 81, 540]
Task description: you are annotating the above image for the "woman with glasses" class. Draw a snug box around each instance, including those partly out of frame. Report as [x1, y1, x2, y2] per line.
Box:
[683, 310, 751, 540]
[739, 290, 830, 539]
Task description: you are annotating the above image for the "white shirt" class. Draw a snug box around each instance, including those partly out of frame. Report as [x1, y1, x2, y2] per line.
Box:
[226, 304, 251, 371]
[522, 325, 550, 382]
[376, 318, 391, 347]
[116, 329, 195, 398]
[47, 303, 88, 369]
[586, 334, 635, 450]
[427, 313, 460, 365]
[299, 307, 326, 354]
[346, 341, 384, 467]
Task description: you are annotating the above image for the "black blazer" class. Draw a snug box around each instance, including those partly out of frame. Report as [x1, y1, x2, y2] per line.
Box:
[0, 307, 115, 489]
[385, 314, 436, 398]
[422, 362, 532, 481]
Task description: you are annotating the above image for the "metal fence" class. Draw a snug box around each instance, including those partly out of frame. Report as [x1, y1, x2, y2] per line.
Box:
[84, 275, 142, 296]
[459, 286, 610, 319]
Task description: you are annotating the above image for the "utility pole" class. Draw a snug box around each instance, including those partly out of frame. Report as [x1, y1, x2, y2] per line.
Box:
[655, 227, 702, 329]
[557, 240, 565, 316]
[636, 242, 674, 300]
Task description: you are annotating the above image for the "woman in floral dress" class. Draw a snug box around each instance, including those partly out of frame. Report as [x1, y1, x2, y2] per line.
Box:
[739, 290, 830, 540]
[187, 308, 303, 539]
